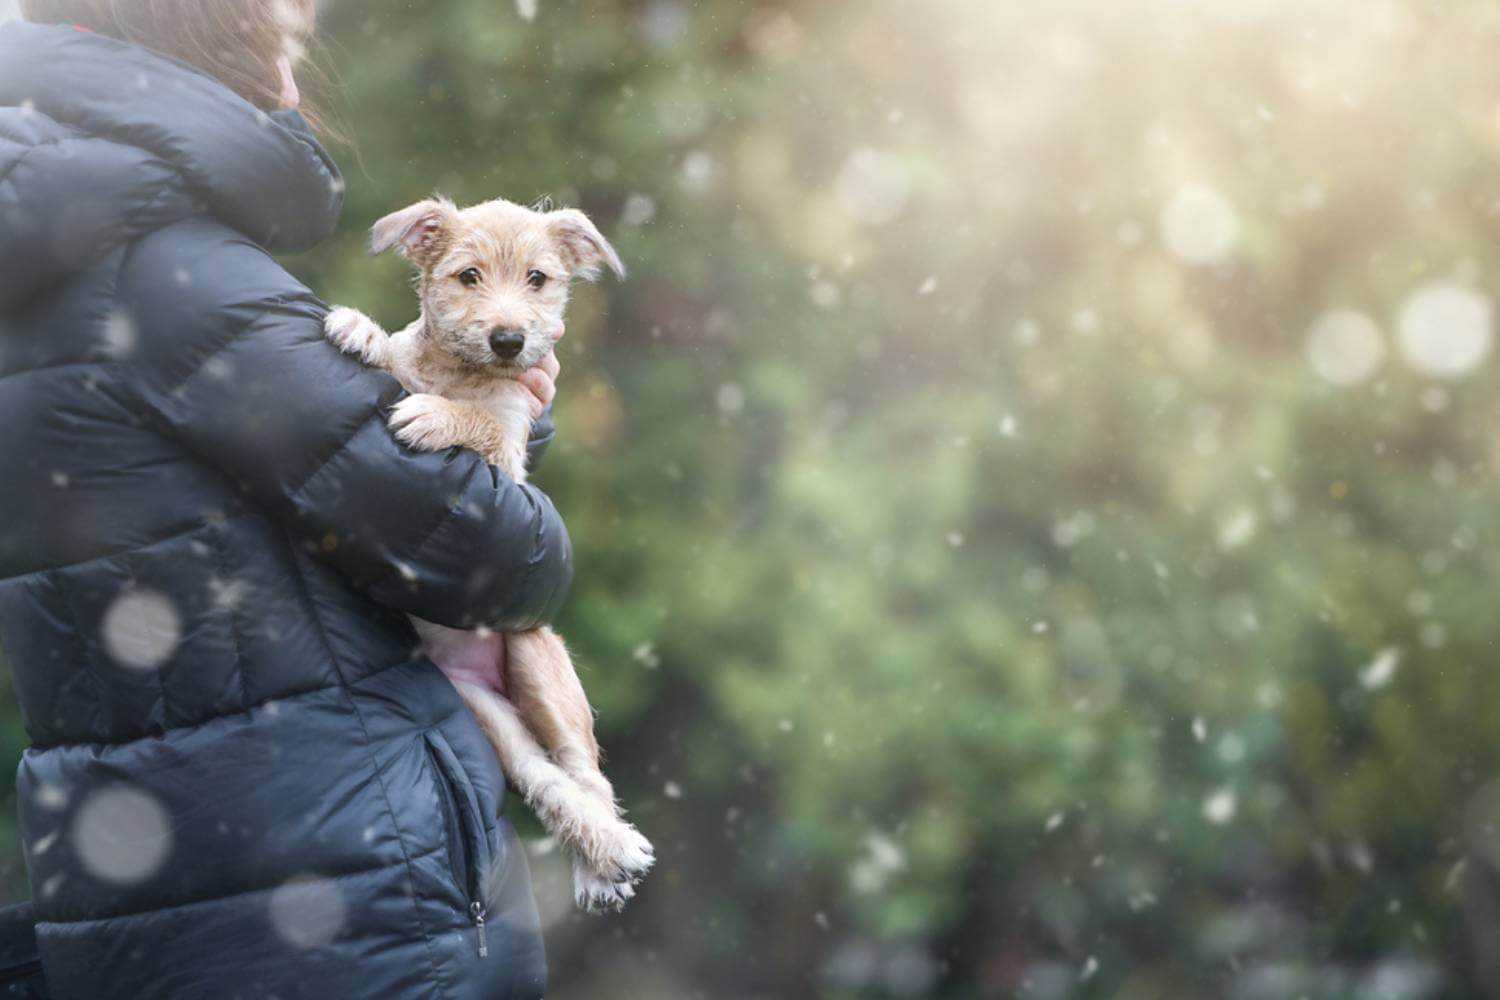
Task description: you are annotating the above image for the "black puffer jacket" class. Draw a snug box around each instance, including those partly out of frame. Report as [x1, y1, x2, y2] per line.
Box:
[0, 22, 570, 998]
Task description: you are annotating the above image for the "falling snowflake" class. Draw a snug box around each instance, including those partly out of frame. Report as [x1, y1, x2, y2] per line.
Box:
[848, 831, 906, 894]
[809, 281, 841, 308]
[101, 309, 136, 359]
[834, 148, 910, 225]
[1398, 281, 1493, 379]
[716, 382, 746, 414]
[72, 785, 173, 886]
[678, 150, 714, 193]
[1306, 310, 1386, 387]
[34, 784, 67, 811]
[269, 875, 346, 948]
[1360, 647, 1402, 690]
[100, 587, 181, 671]
[1160, 184, 1239, 265]
[621, 193, 656, 226]
[1216, 507, 1258, 550]
[1203, 787, 1237, 825]
[516, 0, 538, 21]
[1217, 733, 1247, 764]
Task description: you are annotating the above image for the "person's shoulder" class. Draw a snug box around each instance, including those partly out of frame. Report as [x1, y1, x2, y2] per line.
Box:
[124, 219, 318, 318]
[0, 107, 197, 314]
[116, 220, 324, 383]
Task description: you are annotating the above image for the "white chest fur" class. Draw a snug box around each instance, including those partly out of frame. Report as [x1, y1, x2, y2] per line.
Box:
[384, 320, 536, 481]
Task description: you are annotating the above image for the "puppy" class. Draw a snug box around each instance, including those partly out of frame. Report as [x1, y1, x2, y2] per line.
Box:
[324, 196, 652, 911]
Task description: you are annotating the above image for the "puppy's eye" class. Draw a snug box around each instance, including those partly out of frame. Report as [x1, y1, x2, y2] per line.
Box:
[457, 268, 481, 288]
[527, 269, 548, 290]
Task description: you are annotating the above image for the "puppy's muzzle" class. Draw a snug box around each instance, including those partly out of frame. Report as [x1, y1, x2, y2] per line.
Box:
[489, 328, 525, 361]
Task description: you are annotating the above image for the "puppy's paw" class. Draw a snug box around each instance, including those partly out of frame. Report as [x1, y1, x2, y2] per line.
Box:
[389, 393, 465, 453]
[582, 817, 655, 886]
[324, 306, 387, 365]
[572, 858, 635, 914]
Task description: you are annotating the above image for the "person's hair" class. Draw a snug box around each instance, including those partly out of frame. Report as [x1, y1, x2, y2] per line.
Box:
[20, 0, 341, 139]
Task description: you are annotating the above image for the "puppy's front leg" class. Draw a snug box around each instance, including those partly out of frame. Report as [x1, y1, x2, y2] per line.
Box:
[388, 394, 508, 457]
[324, 306, 394, 369]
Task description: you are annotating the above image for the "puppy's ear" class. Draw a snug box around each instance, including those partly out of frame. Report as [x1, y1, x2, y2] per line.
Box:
[548, 208, 625, 282]
[369, 198, 457, 265]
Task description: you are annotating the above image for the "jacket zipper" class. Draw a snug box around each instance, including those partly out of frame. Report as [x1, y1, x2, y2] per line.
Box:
[424, 733, 491, 957]
[470, 900, 488, 957]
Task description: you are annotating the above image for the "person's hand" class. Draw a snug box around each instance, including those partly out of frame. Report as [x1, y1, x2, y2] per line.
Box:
[517, 349, 560, 421]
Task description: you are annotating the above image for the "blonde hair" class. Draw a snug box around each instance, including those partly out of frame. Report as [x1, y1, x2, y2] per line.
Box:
[21, 0, 341, 139]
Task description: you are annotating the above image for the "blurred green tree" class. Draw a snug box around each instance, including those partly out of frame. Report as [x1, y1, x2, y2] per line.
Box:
[8, 0, 1500, 997]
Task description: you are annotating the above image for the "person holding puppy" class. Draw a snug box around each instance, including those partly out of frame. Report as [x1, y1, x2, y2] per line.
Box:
[0, 2, 565, 996]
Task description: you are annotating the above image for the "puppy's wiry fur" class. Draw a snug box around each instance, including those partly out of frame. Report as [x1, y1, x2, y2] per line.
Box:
[325, 196, 650, 911]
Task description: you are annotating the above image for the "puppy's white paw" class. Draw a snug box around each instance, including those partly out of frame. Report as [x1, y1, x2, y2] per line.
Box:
[572, 860, 634, 914]
[389, 394, 463, 453]
[582, 817, 655, 886]
[324, 306, 386, 364]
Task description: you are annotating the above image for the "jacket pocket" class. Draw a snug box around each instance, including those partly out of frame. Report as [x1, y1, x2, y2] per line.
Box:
[422, 730, 495, 955]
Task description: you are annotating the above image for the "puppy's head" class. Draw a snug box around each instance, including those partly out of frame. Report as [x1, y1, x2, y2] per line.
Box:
[370, 196, 624, 374]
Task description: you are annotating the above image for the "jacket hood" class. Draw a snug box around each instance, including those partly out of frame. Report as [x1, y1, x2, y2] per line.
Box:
[0, 21, 341, 299]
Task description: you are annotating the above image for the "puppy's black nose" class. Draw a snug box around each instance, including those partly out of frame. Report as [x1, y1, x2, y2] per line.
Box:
[489, 329, 525, 360]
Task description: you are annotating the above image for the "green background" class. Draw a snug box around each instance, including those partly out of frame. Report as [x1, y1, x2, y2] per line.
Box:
[8, 0, 1500, 996]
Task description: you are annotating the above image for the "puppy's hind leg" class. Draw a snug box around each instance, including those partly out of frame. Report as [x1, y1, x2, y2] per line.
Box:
[449, 678, 642, 912]
[505, 628, 654, 882]
[505, 628, 610, 802]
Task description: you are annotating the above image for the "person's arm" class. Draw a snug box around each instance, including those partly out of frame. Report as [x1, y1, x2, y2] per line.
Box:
[122, 223, 571, 631]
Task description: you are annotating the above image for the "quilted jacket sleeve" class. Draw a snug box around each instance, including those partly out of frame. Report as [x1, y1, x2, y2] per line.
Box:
[122, 220, 572, 631]
[527, 405, 556, 472]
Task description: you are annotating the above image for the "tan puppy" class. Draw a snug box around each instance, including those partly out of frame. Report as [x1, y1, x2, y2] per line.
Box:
[324, 196, 652, 911]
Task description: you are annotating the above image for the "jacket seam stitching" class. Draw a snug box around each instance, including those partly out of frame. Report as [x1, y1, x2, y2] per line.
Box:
[0, 360, 114, 385]
[209, 525, 251, 710]
[282, 538, 457, 999]
[0, 521, 212, 586]
[0, 138, 63, 192]
[26, 654, 411, 751]
[162, 302, 280, 396]
[382, 459, 486, 597]
[123, 177, 183, 235]
[284, 403, 383, 502]
[35, 844, 443, 927]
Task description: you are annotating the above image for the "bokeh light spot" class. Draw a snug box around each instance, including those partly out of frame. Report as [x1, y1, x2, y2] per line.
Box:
[100, 587, 181, 671]
[269, 875, 346, 949]
[1397, 281, 1493, 379]
[1306, 309, 1386, 386]
[834, 148, 910, 225]
[1160, 185, 1239, 265]
[73, 786, 172, 886]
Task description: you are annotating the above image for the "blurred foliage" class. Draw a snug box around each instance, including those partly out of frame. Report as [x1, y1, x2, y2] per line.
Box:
[12, 0, 1500, 996]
